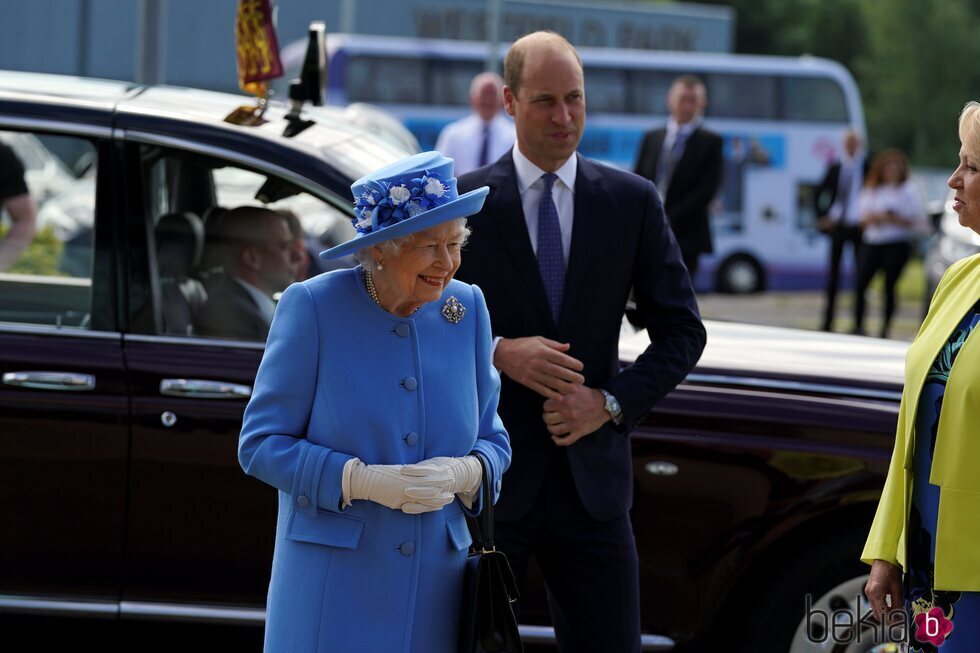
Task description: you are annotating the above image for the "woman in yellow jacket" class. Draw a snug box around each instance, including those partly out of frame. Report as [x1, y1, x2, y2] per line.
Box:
[863, 102, 980, 651]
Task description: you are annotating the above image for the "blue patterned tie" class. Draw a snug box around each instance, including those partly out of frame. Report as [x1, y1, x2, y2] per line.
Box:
[478, 124, 491, 167]
[537, 173, 565, 323]
[656, 129, 689, 195]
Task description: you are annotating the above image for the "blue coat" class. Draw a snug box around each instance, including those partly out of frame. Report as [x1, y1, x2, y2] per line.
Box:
[239, 267, 511, 652]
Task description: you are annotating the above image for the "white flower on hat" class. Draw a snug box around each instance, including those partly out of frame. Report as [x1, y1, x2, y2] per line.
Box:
[406, 200, 424, 217]
[389, 185, 411, 205]
[355, 214, 372, 230]
[424, 177, 447, 197]
[361, 191, 377, 206]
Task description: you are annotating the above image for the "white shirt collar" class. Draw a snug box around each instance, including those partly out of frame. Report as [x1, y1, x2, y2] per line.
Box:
[512, 144, 577, 195]
[667, 116, 701, 139]
[841, 151, 864, 166]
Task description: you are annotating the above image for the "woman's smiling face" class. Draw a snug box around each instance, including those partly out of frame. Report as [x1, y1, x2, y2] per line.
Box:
[372, 220, 467, 316]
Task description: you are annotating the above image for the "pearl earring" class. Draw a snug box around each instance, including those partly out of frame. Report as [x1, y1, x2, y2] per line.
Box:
[376, 261, 384, 271]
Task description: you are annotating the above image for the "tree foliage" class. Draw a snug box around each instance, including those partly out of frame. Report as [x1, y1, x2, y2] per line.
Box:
[689, 0, 980, 166]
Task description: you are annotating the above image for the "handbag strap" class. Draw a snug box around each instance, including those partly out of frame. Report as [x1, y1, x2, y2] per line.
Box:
[476, 454, 494, 548]
[465, 454, 495, 552]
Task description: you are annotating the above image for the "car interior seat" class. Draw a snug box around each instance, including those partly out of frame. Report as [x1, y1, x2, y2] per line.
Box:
[156, 211, 208, 336]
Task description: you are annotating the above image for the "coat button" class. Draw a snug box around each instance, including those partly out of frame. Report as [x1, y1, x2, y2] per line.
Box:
[399, 541, 415, 556]
[495, 479, 501, 493]
[297, 495, 310, 508]
[395, 323, 410, 337]
[402, 376, 417, 391]
[405, 432, 419, 446]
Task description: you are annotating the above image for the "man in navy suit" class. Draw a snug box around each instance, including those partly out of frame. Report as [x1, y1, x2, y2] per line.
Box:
[456, 31, 706, 652]
[634, 75, 723, 281]
[197, 207, 301, 340]
[813, 130, 869, 332]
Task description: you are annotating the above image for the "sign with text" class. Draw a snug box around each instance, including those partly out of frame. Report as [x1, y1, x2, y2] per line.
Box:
[343, 0, 733, 53]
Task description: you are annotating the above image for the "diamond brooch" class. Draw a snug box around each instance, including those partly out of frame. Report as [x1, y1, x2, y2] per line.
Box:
[442, 296, 466, 324]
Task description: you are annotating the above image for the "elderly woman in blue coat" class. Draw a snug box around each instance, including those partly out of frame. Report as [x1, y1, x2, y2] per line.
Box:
[239, 152, 511, 653]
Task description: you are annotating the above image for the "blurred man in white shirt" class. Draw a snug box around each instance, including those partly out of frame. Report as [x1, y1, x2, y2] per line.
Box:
[435, 72, 515, 175]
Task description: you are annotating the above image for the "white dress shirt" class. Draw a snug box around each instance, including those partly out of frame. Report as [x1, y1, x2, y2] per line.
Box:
[662, 116, 700, 161]
[857, 181, 925, 245]
[829, 153, 865, 225]
[490, 146, 577, 359]
[435, 112, 515, 175]
[511, 144, 576, 263]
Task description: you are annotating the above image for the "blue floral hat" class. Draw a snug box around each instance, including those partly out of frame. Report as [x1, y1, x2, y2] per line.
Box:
[319, 151, 489, 260]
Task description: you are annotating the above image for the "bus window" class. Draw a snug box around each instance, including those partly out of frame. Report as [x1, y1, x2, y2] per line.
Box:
[781, 77, 848, 122]
[630, 70, 675, 116]
[430, 60, 482, 107]
[346, 56, 426, 104]
[706, 74, 778, 120]
[583, 67, 628, 114]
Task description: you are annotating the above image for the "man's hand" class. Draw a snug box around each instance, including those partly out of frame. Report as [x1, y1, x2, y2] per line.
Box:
[543, 384, 609, 446]
[865, 559, 903, 623]
[495, 336, 585, 399]
[817, 215, 834, 235]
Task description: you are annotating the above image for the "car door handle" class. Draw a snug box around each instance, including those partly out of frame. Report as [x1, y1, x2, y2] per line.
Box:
[160, 378, 252, 399]
[3, 371, 96, 391]
[645, 461, 680, 477]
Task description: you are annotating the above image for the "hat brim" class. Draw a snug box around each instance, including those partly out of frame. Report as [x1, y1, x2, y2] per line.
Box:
[319, 186, 490, 260]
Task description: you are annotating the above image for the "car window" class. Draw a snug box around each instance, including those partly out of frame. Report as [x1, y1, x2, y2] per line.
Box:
[0, 131, 97, 329]
[135, 146, 355, 340]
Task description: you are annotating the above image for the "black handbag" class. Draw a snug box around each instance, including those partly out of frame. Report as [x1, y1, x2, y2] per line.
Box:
[459, 457, 523, 653]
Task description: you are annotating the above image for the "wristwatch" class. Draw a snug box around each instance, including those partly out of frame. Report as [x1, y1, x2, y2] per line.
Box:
[600, 389, 624, 426]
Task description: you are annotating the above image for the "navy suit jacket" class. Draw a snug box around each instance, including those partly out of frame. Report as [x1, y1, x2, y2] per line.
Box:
[457, 152, 706, 522]
[814, 156, 871, 218]
[634, 126, 723, 256]
[196, 275, 270, 341]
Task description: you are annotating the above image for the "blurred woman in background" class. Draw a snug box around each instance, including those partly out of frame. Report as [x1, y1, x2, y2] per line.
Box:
[853, 149, 925, 338]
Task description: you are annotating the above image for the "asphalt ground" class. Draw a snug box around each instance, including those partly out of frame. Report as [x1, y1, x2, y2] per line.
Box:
[696, 262, 928, 342]
[696, 287, 925, 341]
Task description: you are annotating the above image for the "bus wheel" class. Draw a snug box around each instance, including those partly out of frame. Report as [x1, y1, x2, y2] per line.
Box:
[717, 255, 764, 294]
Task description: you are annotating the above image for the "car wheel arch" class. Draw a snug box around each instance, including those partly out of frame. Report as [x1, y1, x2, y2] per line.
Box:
[694, 501, 878, 648]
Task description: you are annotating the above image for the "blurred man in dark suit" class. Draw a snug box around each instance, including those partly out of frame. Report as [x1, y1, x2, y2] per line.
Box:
[814, 129, 868, 332]
[197, 206, 301, 340]
[634, 75, 723, 280]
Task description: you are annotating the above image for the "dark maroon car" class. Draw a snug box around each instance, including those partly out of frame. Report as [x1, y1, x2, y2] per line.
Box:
[0, 71, 906, 653]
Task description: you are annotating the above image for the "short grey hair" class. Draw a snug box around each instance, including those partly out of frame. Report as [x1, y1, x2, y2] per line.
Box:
[354, 218, 471, 271]
[470, 71, 503, 99]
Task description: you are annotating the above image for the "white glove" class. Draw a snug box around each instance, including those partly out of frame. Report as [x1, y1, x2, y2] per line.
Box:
[402, 455, 483, 508]
[342, 458, 455, 514]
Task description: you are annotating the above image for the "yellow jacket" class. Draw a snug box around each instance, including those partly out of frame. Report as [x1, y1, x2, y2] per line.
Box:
[862, 253, 980, 590]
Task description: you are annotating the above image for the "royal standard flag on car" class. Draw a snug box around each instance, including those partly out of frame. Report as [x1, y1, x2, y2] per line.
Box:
[235, 0, 283, 97]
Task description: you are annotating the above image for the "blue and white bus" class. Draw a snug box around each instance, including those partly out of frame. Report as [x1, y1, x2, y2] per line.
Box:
[286, 34, 867, 293]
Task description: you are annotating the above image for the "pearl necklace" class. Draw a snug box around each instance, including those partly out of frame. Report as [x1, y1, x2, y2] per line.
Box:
[364, 269, 381, 306]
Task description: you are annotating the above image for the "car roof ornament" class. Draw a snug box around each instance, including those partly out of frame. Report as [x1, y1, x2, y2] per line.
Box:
[283, 21, 326, 138]
[225, 0, 285, 127]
